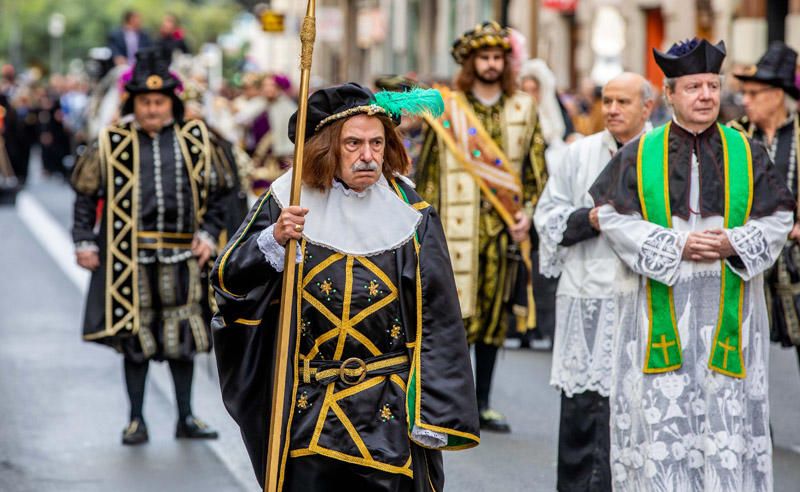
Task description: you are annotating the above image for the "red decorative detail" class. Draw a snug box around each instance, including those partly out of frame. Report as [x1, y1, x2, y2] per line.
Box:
[543, 0, 577, 13]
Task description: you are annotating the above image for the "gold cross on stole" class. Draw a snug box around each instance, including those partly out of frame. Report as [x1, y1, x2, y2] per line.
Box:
[652, 334, 677, 365]
[717, 337, 736, 369]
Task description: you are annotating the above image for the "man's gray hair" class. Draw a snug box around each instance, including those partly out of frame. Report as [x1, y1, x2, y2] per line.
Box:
[640, 80, 655, 104]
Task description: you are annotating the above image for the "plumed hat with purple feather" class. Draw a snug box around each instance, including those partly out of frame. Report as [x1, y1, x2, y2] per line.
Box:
[654, 38, 726, 78]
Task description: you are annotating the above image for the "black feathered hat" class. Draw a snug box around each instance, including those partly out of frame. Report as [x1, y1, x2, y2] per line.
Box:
[120, 47, 184, 120]
[734, 41, 799, 99]
[288, 82, 447, 144]
[654, 38, 726, 78]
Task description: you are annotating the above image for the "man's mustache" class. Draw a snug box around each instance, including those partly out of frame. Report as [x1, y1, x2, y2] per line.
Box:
[352, 160, 379, 172]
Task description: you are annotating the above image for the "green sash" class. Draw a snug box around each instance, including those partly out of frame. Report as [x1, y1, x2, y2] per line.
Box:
[637, 122, 753, 378]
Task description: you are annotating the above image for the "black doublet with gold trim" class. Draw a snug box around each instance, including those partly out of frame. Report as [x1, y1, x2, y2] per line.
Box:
[211, 178, 480, 490]
[72, 119, 234, 354]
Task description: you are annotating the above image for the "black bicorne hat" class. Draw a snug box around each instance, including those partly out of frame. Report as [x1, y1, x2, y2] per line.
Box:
[734, 41, 799, 99]
[653, 38, 726, 78]
[288, 83, 399, 144]
[121, 47, 184, 119]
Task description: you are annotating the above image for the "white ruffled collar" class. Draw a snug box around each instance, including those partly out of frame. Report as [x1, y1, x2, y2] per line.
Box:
[270, 171, 422, 256]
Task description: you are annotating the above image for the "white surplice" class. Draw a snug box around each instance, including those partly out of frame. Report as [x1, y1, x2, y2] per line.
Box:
[598, 123, 793, 491]
[535, 129, 634, 398]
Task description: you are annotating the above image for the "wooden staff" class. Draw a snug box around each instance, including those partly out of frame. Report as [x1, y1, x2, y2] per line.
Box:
[264, 1, 316, 490]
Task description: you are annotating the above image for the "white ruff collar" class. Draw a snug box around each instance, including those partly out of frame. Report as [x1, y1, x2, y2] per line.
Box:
[270, 171, 422, 256]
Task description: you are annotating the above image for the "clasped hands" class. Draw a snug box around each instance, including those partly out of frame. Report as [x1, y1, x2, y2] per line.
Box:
[681, 230, 735, 262]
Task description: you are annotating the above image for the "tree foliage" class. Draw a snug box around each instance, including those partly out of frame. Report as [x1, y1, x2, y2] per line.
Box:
[0, 0, 243, 72]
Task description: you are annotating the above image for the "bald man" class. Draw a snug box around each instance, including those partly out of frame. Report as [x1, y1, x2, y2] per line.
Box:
[535, 73, 654, 491]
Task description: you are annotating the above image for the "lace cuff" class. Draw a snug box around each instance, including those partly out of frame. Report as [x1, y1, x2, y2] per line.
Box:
[635, 228, 685, 285]
[194, 230, 217, 253]
[725, 225, 771, 280]
[539, 209, 571, 278]
[75, 241, 99, 253]
[410, 427, 447, 449]
[257, 224, 302, 272]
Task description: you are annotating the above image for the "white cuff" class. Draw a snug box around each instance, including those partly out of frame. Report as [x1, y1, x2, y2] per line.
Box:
[194, 230, 217, 253]
[75, 241, 99, 253]
[257, 224, 302, 272]
[724, 225, 770, 281]
[410, 427, 447, 449]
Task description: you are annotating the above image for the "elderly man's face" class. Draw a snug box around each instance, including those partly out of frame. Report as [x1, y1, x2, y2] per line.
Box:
[666, 73, 721, 130]
[741, 81, 785, 127]
[602, 75, 653, 144]
[338, 114, 385, 192]
[133, 93, 173, 134]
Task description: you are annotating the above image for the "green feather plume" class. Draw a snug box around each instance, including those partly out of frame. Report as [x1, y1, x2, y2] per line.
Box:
[372, 88, 445, 119]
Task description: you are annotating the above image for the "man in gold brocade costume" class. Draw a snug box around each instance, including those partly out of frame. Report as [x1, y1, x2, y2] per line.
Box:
[416, 21, 547, 432]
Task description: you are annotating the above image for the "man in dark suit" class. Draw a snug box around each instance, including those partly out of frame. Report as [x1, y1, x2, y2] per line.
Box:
[108, 10, 151, 66]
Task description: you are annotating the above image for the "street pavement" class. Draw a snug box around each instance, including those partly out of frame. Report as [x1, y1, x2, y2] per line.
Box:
[2, 168, 800, 491]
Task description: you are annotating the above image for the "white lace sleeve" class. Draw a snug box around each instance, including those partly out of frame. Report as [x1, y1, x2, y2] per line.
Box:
[410, 427, 447, 449]
[724, 211, 793, 280]
[538, 209, 572, 278]
[533, 162, 576, 278]
[598, 205, 686, 286]
[257, 224, 302, 272]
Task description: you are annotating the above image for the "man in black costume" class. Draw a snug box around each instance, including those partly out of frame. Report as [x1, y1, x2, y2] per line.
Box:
[71, 47, 234, 445]
[729, 42, 800, 368]
[212, 83, 480, 491]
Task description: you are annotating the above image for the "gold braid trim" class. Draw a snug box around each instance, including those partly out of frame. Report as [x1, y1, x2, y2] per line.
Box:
[314, 105, 389, 132]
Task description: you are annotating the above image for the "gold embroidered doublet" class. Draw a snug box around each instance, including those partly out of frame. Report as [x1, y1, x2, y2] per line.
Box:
[83, 120, 214, 341]
[288, 241, 413, 477]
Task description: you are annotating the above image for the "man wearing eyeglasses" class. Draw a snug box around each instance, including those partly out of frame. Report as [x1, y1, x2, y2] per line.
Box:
[729, 41, 800, 379]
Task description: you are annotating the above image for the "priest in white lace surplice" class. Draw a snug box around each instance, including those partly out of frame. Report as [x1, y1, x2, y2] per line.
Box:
[535, 72, 654, 491]
[589, 39, 795, 491]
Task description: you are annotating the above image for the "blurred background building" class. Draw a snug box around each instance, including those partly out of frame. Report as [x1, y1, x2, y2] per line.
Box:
[246, 0, 800, 92]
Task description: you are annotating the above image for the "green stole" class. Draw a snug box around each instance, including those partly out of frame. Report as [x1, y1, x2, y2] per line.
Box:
[637, 122, 753, 378]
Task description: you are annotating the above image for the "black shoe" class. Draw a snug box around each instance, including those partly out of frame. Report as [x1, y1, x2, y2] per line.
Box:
[122, 418, 149, 445]
[479, 409, 511, 433]
[175, 415, 219, 440]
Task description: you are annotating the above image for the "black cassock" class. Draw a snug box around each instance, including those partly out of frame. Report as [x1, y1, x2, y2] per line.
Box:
[211, 178, 480, 491]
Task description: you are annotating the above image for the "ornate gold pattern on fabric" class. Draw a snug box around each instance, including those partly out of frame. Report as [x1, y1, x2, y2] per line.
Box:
[85, 120, 216, 343]
[451, 21, 511, 64]
[421, 88, 542, 329]
[71, 144, 103, 195]
[314, 104, 389, 132]
[101, 125, 140, 338]
[175, 120, 213, 225]
[286, 243, 415, 477]
[145, 75, 164, 90]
